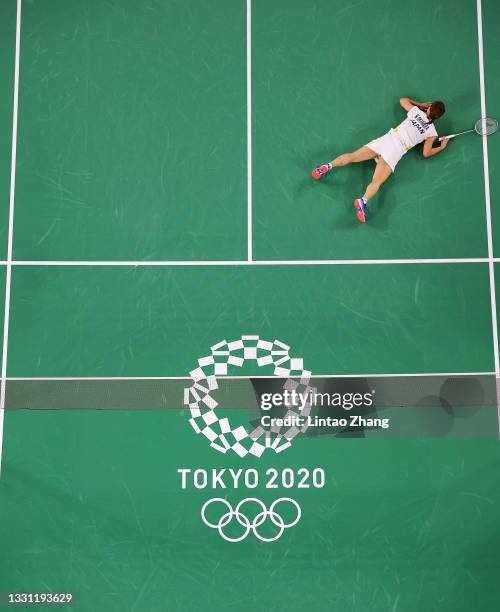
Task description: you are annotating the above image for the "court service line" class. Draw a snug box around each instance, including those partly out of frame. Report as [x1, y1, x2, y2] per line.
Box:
[476, 0, 500, 432]
[0, 0, 22, 474]
[246, 0, 253, 262]
[7, 258, 490, 266]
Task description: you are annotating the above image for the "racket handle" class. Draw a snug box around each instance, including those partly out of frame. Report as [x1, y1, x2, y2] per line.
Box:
[439, 134, 458, 141]
[439, 128, 475, 141]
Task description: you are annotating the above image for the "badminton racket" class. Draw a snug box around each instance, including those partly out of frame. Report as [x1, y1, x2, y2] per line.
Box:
[439, 117, 498, 141]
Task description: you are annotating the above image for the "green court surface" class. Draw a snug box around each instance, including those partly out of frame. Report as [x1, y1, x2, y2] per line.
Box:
[253, 0, 487, 260]
[485, 0, 500, 251]
[5, 264, 495, 377]
[14, 0, 247, 261]
[0, 0, 16, 259]
[1, 1, 500, 611]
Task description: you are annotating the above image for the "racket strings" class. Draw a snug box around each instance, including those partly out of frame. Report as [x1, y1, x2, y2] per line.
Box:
[475, 117, 499, 136]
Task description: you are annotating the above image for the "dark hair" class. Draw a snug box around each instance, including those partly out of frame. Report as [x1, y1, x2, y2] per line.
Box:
[429, 100, 445, 121]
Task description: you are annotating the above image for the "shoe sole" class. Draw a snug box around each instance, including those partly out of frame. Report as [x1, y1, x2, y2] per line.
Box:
[354, 199, 366, 222]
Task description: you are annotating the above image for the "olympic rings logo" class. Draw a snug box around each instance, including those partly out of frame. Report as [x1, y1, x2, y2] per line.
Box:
[200, 497, 301, 542]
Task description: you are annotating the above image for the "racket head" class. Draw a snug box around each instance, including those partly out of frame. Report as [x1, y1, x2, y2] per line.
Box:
[475, 117, 499, 136]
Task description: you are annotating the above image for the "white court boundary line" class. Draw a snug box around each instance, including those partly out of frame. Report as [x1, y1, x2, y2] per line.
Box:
[0, 0, 22, 474]
[3, 257, 493, 266]
[5, 372, 494, 381]
[2, 256, 500, 265]
[247, 0, 252, 262]
[476, 0, 500, 432]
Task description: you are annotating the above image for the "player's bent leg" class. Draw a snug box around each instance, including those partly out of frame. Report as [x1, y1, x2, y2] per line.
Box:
[312, 146, 377, 179]
[364, 157, 392, 199]
[354, 158, 392, 223]
[334, 146, 378, 167]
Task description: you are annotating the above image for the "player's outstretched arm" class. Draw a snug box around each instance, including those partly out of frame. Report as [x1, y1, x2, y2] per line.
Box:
[423, 136, 448, 158]
[400, 97, 431, 112]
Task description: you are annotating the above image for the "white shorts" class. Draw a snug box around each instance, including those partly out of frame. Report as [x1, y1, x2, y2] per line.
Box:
[366, 130, 406, 172]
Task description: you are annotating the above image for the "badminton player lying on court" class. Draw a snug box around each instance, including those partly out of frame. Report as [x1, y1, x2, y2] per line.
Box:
[311, 98, 448, 222]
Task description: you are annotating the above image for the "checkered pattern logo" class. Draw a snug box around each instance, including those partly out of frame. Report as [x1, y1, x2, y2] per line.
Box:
[183, 335, 315, 457]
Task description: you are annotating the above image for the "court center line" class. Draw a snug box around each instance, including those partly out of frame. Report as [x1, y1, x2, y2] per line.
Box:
[247, 0, 252, 262]
[6, 258, 491, 266]
[0, 0, 22, 474]
[476, 0, 500, 433]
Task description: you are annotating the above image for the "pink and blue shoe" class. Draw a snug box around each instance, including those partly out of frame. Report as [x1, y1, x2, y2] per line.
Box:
[311, 163, 332, 180]
[354, 197, 368, 223]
